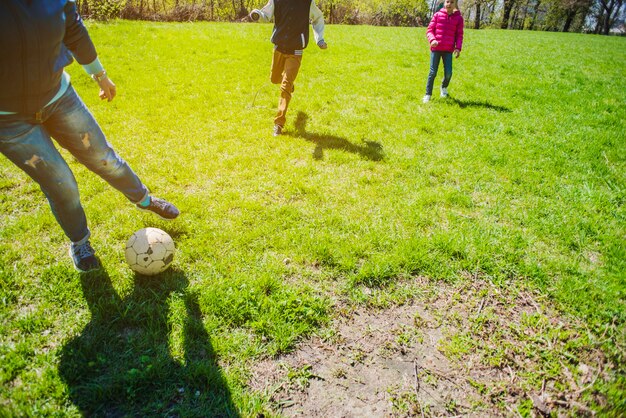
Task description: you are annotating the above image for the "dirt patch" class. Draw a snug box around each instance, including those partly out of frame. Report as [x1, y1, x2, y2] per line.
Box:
[250, 277, 611, 417]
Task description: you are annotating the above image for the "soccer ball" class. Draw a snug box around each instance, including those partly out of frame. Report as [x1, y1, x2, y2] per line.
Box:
[125, 227, 175, 276]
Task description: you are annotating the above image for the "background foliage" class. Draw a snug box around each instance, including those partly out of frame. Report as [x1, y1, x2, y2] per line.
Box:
[76, 0, 625, 33]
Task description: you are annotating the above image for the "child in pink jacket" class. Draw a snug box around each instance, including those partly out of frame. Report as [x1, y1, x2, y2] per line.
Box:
[423, 0, 464, 103]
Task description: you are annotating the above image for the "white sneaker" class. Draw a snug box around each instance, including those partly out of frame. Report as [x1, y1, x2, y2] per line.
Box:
[422, 95, 431, 103]
[440, 87, 448, 98]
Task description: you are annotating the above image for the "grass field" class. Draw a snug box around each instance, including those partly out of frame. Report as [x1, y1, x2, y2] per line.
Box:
[1, 21, 625, 416]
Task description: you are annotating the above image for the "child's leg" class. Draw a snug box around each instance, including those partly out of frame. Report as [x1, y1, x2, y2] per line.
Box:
[441, 52, 453, 88]
[425, 51, 442, 96]
[274, 54, 302, 128]
[270, 49, 286, 84]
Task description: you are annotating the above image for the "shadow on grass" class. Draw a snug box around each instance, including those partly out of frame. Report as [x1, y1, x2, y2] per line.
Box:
[58, 268, 239, 417]
[448, 97, 512, 112]
[290, 112, 384, 161]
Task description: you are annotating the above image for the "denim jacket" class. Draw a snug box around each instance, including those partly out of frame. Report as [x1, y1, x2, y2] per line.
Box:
[0, 0, 97, 114]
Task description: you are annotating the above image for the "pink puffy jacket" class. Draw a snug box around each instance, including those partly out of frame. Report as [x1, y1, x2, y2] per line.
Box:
[426, 9, 464, 52]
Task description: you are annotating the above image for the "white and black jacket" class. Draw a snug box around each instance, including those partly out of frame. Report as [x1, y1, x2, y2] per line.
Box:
[251, 0, 325, 54]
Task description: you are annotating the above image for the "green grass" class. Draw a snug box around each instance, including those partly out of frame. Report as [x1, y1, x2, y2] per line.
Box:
[1, 22, 625, 416]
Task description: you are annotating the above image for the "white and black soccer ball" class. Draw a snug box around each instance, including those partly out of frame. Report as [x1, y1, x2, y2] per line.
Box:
[125, 227, 175, 276]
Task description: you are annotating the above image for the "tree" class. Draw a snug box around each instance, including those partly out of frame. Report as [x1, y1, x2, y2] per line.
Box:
[501, 0, 517, 28]
[475, 0, 483, 28]
[597, 0, 625, 33]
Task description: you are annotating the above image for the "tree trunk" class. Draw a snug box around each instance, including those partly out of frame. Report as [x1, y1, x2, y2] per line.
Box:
[563, 9, 576, 32]
[529, 0, 541, 30]
[594, 10, 604, 33]
[501, 0, 516, 28]
[518, 0, 529, 29]
[511, 2, 520, 28]
[577, 4, 592, 31]
[431, 0, 440, 16]
[474, 2, 481, 29]
[601, 0, 624, 34]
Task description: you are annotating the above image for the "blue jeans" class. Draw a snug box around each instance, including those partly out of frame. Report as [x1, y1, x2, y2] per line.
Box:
[426, 51, 453, 96]
[0, 85, 148, 243]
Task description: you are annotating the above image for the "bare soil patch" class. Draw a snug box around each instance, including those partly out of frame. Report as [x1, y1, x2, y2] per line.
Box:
[250, 277, 612, 417]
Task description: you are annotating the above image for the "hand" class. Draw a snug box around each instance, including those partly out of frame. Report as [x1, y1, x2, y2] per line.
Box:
[454, 49, 460, 58]
[430, 40, 439, 47]
[241, 11, 258, 22]
[98, 77, 116, 102]
[318, 40, 328, 49]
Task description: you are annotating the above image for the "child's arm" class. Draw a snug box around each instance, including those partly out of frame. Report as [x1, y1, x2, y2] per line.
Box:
[454, 17, 464, 57]
[249, 0, 274, 22]
[310, 1, 327, 48]
[426, 15, 438, 46]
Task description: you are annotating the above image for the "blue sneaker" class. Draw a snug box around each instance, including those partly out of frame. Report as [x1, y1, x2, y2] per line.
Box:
[69, 240, 101, 272]
[137, 196, 180, 220]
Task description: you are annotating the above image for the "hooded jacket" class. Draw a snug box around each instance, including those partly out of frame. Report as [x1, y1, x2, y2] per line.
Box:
[0, 0, 97, 114]
[426, 9, 464, 53]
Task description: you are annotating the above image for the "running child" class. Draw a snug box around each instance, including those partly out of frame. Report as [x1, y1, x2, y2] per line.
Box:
[246, 0, 328, 136]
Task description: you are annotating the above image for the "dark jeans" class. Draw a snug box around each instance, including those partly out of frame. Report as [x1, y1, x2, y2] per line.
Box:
[426, 51, 453, 96]
[0, 85, 148, 243]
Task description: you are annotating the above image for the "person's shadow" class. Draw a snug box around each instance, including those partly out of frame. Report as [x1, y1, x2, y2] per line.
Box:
[448, 97, 511, 112]
[59, 268, 240, 417]
[290, 112, 384, 161]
